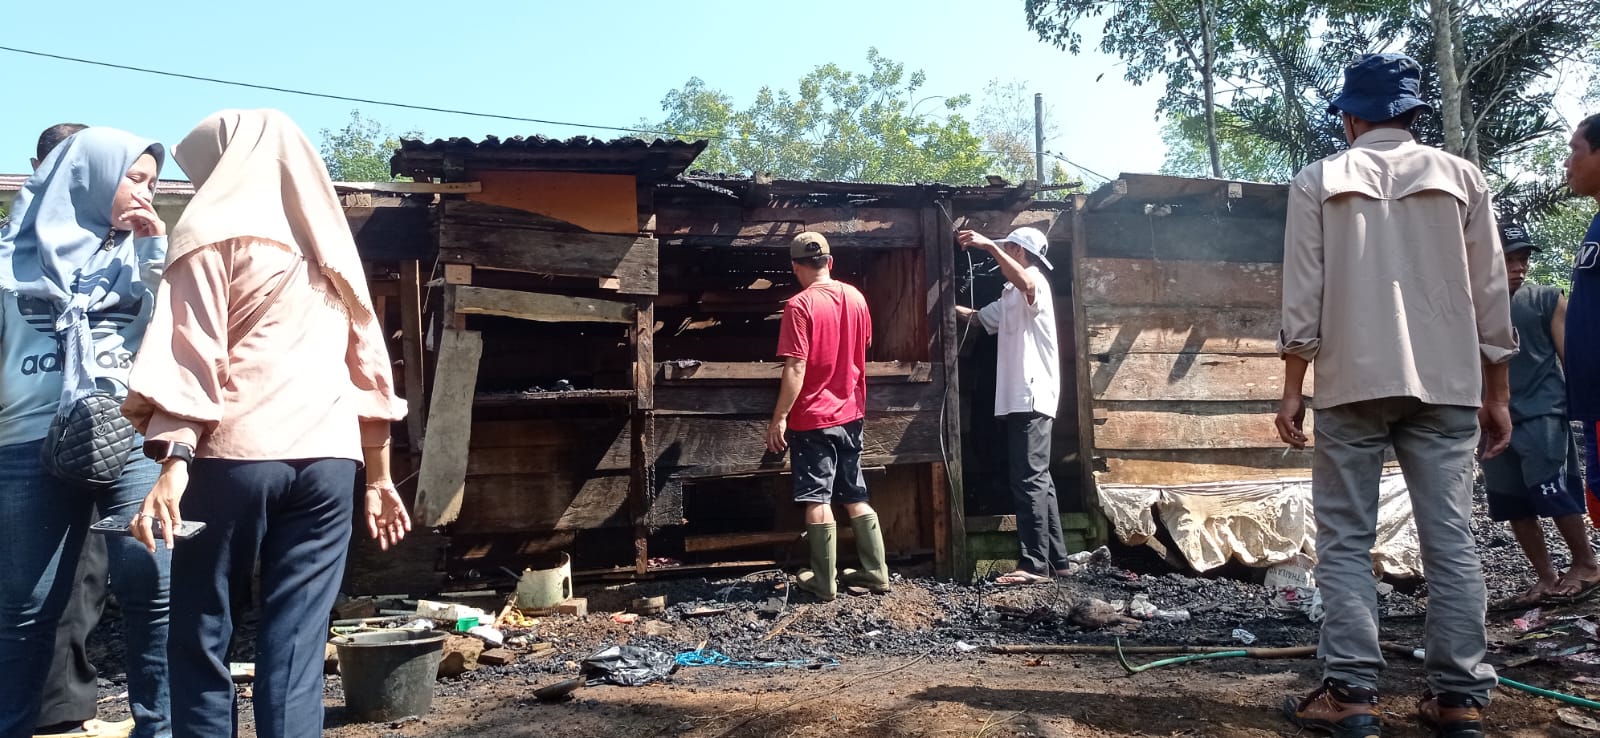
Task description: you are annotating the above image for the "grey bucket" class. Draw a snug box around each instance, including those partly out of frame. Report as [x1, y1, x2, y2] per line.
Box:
[333, 629, 448, 722]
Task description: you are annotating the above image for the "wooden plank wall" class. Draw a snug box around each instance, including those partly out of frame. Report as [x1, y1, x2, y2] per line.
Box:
[1078, 201, 1311, 486]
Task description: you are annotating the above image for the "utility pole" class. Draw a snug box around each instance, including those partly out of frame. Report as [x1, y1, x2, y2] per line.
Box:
[1034, 93, 1045, 185]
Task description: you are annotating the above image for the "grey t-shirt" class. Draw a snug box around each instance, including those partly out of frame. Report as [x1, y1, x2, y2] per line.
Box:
[1508, 283, 1565, 423]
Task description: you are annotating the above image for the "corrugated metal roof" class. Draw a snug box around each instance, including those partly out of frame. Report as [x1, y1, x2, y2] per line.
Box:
[391, 135, 707, 181]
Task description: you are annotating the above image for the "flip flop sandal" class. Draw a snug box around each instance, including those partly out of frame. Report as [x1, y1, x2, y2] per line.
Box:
[1548, 578, 1600, 604]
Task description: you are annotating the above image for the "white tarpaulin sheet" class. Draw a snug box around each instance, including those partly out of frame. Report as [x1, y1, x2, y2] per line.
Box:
[1098, 472, 1422, 577]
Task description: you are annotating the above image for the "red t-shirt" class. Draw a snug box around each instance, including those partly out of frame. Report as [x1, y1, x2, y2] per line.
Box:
[776, 280, 871, 431]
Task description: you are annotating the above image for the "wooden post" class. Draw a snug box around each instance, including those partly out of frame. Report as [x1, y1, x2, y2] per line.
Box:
[629, 298, 655, 575]
[924, 203, 968, 580]
[929, 462, 950, 576]
[414, 327, 483, 527]
[1068, 196, 1107, 546]
[399, 260, 426, 455]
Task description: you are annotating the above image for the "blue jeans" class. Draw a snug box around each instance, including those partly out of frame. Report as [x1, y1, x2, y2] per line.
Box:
[169, 458, 356, 738]
[0, 439, 171, 738]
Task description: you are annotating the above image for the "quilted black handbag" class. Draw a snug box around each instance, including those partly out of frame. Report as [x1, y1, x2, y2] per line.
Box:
[40, 379, 137, 489]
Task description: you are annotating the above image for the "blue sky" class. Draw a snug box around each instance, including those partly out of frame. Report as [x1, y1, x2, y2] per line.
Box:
[0, 0, 1168, 183]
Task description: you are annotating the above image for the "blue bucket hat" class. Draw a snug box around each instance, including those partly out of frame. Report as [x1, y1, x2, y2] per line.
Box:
[1326, 53, 1432, 123]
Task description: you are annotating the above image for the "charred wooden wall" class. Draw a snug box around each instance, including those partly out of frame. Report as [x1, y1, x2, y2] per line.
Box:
[1076, 175, 1306, 488]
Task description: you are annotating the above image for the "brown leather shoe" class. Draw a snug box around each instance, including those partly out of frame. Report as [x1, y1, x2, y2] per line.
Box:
[1282, 678, 1383, 737]
[1417, 690, 1485, 737]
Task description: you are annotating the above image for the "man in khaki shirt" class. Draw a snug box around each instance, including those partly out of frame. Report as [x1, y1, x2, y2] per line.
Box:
[1275, 53, 1515, 738]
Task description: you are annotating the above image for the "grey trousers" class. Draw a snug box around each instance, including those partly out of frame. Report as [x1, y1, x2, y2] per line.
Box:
[1312, 397, 1497, 702]
[1006, 412, 1070, 575]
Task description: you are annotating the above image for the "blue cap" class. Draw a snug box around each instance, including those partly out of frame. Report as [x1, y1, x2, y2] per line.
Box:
[1326, 53, 1432, 122]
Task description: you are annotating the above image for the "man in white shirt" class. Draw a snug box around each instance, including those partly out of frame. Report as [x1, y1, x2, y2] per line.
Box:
[956, 227, 1065, 585]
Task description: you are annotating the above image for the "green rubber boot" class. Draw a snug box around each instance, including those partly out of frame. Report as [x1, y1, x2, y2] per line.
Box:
[795, 522, 837, 602]
[840, 512, 892, 593]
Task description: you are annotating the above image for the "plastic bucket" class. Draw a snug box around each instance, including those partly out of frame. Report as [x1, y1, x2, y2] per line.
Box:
[514, 552, 573, 611]
[333, 629, 447, 722]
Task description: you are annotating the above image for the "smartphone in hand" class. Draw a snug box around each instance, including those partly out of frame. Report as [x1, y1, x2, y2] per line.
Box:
[89, 513, 206, 540]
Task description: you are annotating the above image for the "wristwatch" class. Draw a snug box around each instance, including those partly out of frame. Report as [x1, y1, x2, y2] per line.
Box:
[143, 440, 195, 465]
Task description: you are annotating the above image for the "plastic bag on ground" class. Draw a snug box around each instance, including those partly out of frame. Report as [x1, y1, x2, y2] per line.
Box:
[581, 645, 678, 687]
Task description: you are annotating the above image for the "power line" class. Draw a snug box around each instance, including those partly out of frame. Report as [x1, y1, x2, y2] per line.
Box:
[0, 44, 1110, 186]
[0, 44, 691, 139]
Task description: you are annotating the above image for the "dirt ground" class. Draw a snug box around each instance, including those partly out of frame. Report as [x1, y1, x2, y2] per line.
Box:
[82, 487, 1600, 737]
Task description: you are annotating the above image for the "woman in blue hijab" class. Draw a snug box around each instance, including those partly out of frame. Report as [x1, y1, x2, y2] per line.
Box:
[0, 128, 172, 738]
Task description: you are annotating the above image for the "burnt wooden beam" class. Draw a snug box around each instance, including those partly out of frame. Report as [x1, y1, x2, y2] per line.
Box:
[449, 474, 683, 534]
[1090, 352, 1302, 402]
[1091, 400, 1304, 451]
[1084, 305, 1279, 355]
[398, 261, 427, 454]
[451, 285, 636, 324]
[1081, 211, 1285, 263]
[414, 328, 483, 527]
[440, 223, 659, 295]
[1069, 197, 1108, 548]
[658, 360, 931, 383]
[653, 381, 943, 416]
[929, 202, 967, 580]
[347, 203, 435, 262]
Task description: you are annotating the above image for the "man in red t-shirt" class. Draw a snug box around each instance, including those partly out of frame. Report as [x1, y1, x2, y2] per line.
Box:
[768, 232, 886, 601]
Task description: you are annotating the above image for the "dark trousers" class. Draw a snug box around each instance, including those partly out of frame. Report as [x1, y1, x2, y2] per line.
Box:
[1005, 412, 1069, 575]
[168, 458, 356, 738]
[38, 533, 108, 728]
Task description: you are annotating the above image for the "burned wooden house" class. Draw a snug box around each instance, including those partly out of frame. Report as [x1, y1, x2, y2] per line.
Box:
[317, 137, 1315, 593]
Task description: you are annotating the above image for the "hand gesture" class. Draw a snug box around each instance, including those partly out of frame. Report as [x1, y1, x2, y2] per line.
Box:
[1478, 401, 1512, 459]
[131, 461, 189, 552]
[365, 480, 412, 550]
[956, 230, 997, 252]
[1275, 393, 1308, 449]
[120, 190, 165, 238]
[766, 417, 788, 454]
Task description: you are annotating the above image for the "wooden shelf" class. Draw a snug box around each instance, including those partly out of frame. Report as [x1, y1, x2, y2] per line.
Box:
[473, 389, 636, 407]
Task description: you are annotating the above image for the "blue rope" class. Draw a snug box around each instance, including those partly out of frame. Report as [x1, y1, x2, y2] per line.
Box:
[675, 648, 839, 671]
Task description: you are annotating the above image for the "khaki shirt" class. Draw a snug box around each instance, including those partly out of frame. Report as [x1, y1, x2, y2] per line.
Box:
[1279, 129, 1516, 410]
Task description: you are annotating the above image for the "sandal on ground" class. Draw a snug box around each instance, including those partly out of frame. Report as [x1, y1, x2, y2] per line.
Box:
[1548, 574, 1600, 603]
[1490, 584, 1554, 610]
[994, 570, 1051, 585]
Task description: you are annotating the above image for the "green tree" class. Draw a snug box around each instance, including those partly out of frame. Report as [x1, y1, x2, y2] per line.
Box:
[1160, 111, 1294, 181]
[644, 49, 998, 184]
[1026, 0, 1230, 177]
[319, 110, 419, 182]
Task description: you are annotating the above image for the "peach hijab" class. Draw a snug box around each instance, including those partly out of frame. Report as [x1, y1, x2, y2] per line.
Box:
[168, 108, 377, 326]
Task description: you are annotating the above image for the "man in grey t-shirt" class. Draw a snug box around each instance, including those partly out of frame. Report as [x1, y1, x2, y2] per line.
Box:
[1483, 224, 1600, 604]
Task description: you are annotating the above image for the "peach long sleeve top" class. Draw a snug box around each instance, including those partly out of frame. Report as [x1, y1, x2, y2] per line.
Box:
[124, 238, 406, 461]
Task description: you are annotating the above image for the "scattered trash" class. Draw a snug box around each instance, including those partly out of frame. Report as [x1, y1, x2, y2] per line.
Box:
[1575, 618, 1600, 639]
[954, 641, 979, 653]
[533, 677, 583, 702]
[611, 612, 639, 625]
[467, 625, 504, 647]
[1264, 556, 1315, 592]
[685, 607, 730, 619]
[581, 645, 678, 687]
[1514, 608, 1548, 633]
[673, 648, 839, 671]
[416, 600, 488, 624]
[1127, 594, 1158, 620]
[1231, 629, 1258, 645]
[1068, 598, 1141, 629]
[229, 662, 255, 684]
[1557, 708, 1600, 733]
[1154, 609, 1191, 622]
[1066, 546, 1111, 566]
[864, 630, 883, 637]
[630, 596, 667, 615]
[1273, 586, 1325, 623]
